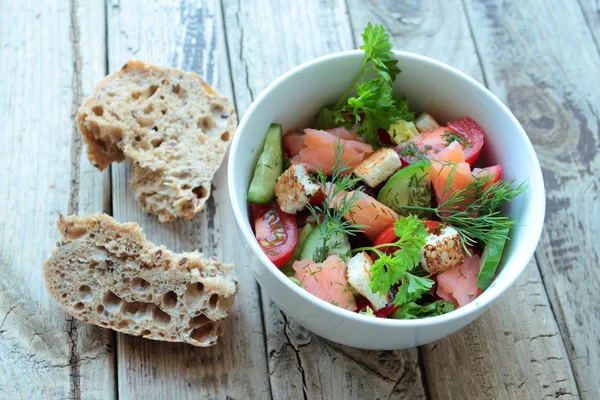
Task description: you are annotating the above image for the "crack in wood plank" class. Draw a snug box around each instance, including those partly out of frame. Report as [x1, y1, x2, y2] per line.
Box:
[68, 0, 84, 398]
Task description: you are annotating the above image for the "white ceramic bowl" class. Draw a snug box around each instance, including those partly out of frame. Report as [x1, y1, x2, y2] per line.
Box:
[228, 50, 545, 350]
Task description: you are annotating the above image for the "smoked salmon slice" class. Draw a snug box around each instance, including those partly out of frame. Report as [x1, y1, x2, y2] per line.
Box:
[283, 127, 374, 175]
[293, 255, 357, 311]
[436, 254, 482, 307]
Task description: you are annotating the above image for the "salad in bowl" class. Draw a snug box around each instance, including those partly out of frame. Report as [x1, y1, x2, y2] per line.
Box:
[245, 23, 527, 320]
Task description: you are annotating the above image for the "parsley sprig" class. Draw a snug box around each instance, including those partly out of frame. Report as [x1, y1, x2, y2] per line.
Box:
[314, 23, 414, 148]
[354, 216, 429, 305]
[306, 140, 366, 263]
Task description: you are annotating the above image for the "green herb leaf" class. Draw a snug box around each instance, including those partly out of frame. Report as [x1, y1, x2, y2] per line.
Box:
[354, 215, 429, 295]
[393, 273, 434, 307]
[360, 22, 400, 83]
[391, 300, 454, 319]
[441, 130, 471, 148]
[322, 23, 414, 148]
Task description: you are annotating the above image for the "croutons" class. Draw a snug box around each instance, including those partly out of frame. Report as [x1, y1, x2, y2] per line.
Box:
[274, 164, 320, 214]
[346, 252, 389, 310]
[420, 226, 465, 275]
[353, 148, 401, 188]
[415, 112, 441, 133]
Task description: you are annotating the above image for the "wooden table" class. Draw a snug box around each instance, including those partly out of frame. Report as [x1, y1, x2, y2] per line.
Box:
[1, 0, 598, 398]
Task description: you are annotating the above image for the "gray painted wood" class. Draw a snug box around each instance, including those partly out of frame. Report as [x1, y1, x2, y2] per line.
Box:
[222, 0, 427, 398]
[464, 0, 600, 398]
[347, 1, 579, 398]
[1, 0, 597, 398]
[106, 0, 270, 398]
[0, 0, 114, 399]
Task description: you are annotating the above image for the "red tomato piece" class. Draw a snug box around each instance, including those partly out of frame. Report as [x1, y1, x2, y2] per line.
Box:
[472, 164, 502, 190]
[252, 202, 298, 267]
[396, 116, 485, 166]
[446, 116, 485, 166]
[355, 296, 398, 318]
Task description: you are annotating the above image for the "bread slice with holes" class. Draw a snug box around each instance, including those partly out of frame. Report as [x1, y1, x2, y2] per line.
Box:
[44, 213, 238, 347]
[76, 60, 237, 222]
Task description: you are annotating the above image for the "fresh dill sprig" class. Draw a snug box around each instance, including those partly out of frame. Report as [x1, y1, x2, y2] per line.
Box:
[398, 142, 428, 161]
[306, 139, 366, 263]
[441, 130, 471, 148]
[401, 162, 528, 250]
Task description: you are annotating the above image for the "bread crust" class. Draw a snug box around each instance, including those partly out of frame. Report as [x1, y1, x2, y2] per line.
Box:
[44, 213, 238, 347]
[77, 60, 237, 222]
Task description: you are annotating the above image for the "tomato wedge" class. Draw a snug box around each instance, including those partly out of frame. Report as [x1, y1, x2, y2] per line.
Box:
[396, 116, 485, 166]
[446, 116, 485, 165]
[472, 164, 502, 190]
[252, 202, 298, 267]
[373, 220, 441, 248]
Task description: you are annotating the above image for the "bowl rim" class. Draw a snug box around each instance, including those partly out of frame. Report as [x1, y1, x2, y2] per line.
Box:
[228, 49, 545, 328]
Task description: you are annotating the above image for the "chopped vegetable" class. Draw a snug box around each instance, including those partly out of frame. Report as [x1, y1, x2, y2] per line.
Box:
[252, 203, 298, 267]
[476, 227, 510, 289]
[247, 124, 284, 203]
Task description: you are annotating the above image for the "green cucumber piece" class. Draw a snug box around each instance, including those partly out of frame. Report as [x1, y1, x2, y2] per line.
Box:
[377, 160, 432, 215]
[280, 223, 315, 277]
[476, 228, 510, 290]
[300, 225, 351, 262]
[247, 123, 284, 204]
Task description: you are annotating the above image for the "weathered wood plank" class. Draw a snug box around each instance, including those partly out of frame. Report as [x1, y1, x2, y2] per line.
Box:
[222, 0, 427, 398]
[72, 1, 117, 399]
[578, 0, 600, 50]
[347, 1, 579, 398]
[0, 0, 113, 399]
[464, 0, 600, 398]
[423, 262, 578, 399]
[106, 0, 270, 398]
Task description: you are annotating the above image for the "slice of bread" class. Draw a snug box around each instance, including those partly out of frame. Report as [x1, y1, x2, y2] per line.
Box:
[77, 60, 237, 222]
[44, 213, 238, 347]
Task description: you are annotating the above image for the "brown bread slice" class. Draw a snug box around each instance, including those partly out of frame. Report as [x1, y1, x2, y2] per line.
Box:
[76, 60, 237, 222]
[44, 213, 238, 347]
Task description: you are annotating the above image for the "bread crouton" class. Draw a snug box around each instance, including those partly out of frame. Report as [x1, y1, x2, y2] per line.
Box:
[353, 148, 401, 188]
[415, 112, 441, 133]
[420, 226, 465, 275]
[346, 252, 389, 310]
[274, 164, 320, 214]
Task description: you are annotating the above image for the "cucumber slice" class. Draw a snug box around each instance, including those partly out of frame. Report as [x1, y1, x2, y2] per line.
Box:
[280, 223, 315, 277]
[247, 123, 284, 204]
[300, 225, 351, 262]
[476, 228, 510, 290]
[377, 160, 432, 215]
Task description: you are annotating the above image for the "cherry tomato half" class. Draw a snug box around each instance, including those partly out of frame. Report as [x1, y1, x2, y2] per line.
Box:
[252, 202, 298, 267]
[472, 164, 502, 190]
[373, 220, 442, 251]
[397, 116, 485, 166]
[446, 116, 485, 165]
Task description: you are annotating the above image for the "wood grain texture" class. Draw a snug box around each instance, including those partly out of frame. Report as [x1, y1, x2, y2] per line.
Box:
[347, 1, 579, 398]
[106, 0, 270, 398]
[577, 0, 600, 51]
[0, 1, 114, 399]
[222, 0, 426, 398]
[423, 262, 578, 399]
[71, 1, 117, 399]
[464, 0, 600, 398]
